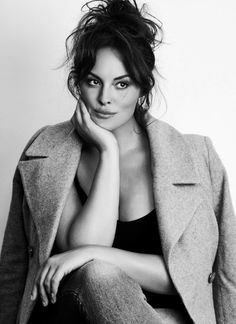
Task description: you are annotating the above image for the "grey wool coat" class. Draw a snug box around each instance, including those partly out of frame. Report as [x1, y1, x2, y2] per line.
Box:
[0, 112, 236, 324]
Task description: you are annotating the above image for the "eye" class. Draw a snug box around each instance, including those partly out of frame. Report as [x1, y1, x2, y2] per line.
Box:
[85, 78, 130, 89]
[86, 78, 100, 87]
[116, 81, 129, 89]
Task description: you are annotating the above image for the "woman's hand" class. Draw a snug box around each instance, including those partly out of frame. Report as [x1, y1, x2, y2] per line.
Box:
[31, 247, 93, 306]
[71, 99, 118, 152]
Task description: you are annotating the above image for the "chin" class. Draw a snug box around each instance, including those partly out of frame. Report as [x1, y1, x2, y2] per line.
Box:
[93, 117, 123, 132]
[90, 114, 113, 128]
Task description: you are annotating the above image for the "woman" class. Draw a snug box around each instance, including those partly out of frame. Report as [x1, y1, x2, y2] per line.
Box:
[0, 0, 236, 323]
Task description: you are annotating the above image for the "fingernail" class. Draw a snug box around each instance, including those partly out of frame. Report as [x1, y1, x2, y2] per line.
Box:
[42, 300, 48, 307]
[51, 294, 56, 304]
[30, 293, 35, 301]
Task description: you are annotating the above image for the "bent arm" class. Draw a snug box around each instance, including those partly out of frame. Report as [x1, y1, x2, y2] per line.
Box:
[56, 147, 120, 250]
[86, 245, 177, 295]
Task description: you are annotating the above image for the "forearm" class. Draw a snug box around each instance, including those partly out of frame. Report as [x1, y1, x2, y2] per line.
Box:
[68, 148, 120, 248]
[87, 245, 178, 295]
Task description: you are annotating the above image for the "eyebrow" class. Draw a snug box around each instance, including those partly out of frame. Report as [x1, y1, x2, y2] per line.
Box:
[88, 72, 130, 81]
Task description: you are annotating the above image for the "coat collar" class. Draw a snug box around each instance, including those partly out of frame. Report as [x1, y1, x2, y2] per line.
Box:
[18, 112, 202, 266]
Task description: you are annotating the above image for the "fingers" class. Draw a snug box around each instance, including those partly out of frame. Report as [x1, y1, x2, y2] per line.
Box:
[73, 100, 94, 143]
[71, 101, 84, 138]
[77, 99, 90, 126]
[44, 266, 58, 304]
[75, 100, 84, 126]
[38, 266, 51, 306]
[73, 98, 105, 148]
[50, 269, 64, 302]
[43, 265, 65, 304]
[31, 282, 38, 301]
[31, 262, 62, 306]
[31, 268, 46, 304]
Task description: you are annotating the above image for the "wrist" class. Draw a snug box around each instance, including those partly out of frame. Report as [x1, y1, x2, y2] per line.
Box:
[99, 140, 119, 154]
[100, 147, 120, 164]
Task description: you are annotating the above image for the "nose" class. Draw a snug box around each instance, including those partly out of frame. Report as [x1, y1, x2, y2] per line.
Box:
[98, 86, 112, 105]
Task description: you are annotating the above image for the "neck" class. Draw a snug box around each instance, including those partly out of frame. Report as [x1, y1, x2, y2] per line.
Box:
[112, 116, 146, 156]
[86, 116, 147, 157]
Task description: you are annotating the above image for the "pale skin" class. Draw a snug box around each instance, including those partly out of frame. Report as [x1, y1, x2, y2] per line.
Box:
[31, 47, 178, 306]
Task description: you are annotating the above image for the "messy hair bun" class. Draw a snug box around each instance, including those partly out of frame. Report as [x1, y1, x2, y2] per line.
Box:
[63, 0, 164, 126]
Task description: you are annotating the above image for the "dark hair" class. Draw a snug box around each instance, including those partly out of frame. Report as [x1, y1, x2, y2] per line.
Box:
[62, 0, 164, 126]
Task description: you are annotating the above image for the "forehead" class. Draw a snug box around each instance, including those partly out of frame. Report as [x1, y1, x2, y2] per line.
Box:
[91, 47, 128, 76]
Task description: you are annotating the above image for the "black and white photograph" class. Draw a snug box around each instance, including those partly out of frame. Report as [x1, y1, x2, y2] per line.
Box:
[0, 0, 236, 323]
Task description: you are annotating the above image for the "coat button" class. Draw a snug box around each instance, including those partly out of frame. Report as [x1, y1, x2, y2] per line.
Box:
[28, 246, 34, 258]
[208, 272, 216, 284]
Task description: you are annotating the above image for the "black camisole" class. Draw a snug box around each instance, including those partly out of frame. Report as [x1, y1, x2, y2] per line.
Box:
[74, 177, 187, 311]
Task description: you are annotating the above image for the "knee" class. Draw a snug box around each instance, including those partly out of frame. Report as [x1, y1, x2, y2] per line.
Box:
[78, 259, 124, 287]
[59, 259, 122, 295]
[60, 259, 142, 298]
[79, 259, 143, 297]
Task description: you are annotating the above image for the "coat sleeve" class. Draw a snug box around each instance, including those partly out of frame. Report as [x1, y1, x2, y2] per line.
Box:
[204, 136, 236, 323]
[0, 126, 48, 324]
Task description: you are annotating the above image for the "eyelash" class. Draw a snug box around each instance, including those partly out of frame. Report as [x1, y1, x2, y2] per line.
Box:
[85, 78, 130, 89]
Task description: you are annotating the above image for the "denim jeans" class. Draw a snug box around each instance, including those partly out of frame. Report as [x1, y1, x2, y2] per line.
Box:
[28, 259, 192, 324]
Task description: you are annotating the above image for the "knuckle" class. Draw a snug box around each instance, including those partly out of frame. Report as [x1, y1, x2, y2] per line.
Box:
[39, 288, 46, 299]
[44, 280, 50, 289]
[48, 257, 55, 263]
[44, 261, 50, 268]
[51, 277, 57, 284]
[39, 286, 45, 296]
[47, 256, 54, 263]
[84, 125, 89, 133]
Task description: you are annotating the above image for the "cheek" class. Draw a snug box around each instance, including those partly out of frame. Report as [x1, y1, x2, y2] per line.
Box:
[116, 89, 139, 111]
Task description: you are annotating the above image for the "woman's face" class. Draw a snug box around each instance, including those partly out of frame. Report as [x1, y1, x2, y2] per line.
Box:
[79, 47, 141, 131]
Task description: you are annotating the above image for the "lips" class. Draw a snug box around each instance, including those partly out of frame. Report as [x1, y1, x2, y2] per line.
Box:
[94, 109, 117, 116]
[92, 110, 116, 119]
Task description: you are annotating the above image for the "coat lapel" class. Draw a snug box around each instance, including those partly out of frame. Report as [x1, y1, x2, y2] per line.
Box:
[18, 114, 203, 271]
[145, 117, 203, 263]
[145, 117, 206, 318]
